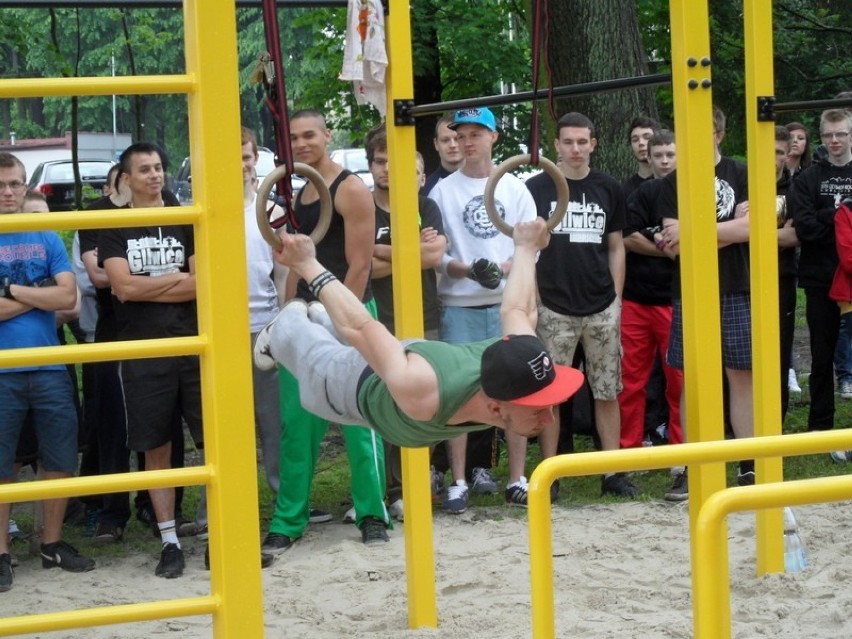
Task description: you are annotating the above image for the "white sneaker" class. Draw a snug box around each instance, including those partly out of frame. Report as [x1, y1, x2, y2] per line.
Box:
[253, 300, 308, 370]
[840, 380, 852, 400]
[343, 507, 356, 523]
[442, 481, 469, 514]
[830, 450, 852, 463]
[788, 369, 802, 393]
[388, 499, 404, 522]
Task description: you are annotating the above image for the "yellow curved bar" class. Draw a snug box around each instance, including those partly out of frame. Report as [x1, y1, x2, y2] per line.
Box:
[528, 429, 852, 638]
[694, 476, 852, 639]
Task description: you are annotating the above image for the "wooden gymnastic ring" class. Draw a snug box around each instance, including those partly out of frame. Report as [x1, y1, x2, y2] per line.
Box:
[255, 162, 332, 249]
[483, 155, 569, 237]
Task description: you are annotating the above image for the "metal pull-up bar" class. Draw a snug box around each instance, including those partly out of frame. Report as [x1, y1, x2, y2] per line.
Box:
[404, 73, 672, 118]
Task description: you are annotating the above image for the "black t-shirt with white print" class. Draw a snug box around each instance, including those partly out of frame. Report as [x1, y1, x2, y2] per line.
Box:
[656, 156, 750, 297]
[98, 217, 197, 341]
[527, 168, 626, 316]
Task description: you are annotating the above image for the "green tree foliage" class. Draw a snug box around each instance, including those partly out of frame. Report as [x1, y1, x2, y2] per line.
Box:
[636, 0, 852, 156]
[2, 1, 848, 175]
[0, 7, 186, 162]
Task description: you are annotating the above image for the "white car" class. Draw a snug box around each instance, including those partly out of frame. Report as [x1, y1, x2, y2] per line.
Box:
[174, 147, 305, 205]
[330, 148, 374, 190]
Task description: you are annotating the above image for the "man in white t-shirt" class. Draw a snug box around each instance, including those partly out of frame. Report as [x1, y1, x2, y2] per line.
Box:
[429, 107, 537, 511]
[240, 127, 289, 496]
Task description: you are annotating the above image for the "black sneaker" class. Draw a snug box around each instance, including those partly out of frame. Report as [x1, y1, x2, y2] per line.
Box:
[505, 477, 529, 507]
[601, 473, 640, 499]
[92, 523, 124, 546]
[155, 543, 185, 579]
[0, 553, 13, 592]
[40, 540, 96, 573]
[360, 517, 389, 546]
[737, 471, 755, 486]
[550, 480, 561, 502]
[262, 533, 297, 555]
[665, 471, 689, 502]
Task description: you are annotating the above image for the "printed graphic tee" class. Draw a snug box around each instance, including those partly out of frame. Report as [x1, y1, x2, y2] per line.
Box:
[527, 169, 626, 316]
[98, 223, 197, 340]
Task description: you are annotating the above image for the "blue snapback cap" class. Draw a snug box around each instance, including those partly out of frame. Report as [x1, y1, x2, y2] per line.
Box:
[449, 107, 497, 132]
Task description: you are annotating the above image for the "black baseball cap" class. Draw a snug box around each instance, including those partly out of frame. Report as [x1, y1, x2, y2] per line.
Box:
[480, 335, 584, 407]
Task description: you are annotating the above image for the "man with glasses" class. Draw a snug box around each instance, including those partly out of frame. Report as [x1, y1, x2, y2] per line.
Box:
[0, 152, 95, 592]
[789, 109, 852, 448]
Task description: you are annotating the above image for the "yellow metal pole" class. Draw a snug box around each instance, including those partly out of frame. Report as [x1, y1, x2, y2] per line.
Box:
[184, 1, 265, 637]
[386, 0, 438, 629]
[668, 0, 728, 625]
[528, 470, 557, 639]
[743, 0, 785, 576]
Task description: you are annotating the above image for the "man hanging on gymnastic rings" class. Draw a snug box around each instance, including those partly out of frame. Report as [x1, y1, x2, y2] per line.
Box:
[252, 214, 584, 454]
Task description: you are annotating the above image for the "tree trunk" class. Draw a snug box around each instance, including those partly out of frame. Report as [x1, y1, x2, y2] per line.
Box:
[545, 0, 659, 179]
[411, 0, 443, 174]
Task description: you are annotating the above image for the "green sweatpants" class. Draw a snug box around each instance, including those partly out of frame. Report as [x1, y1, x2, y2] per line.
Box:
[269, 300, 389, 538]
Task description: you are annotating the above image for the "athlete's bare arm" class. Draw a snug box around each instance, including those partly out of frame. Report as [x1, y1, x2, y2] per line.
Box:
[499, 218, 550, 337]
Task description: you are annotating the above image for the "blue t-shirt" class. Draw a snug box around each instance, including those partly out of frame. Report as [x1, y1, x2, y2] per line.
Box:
[0, 231, 72, 372]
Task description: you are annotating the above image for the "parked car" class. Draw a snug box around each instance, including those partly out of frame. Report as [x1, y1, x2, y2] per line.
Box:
[330, 148, 374, 190]
[174, 147, 306, 206]
[28, 159, 114, 211]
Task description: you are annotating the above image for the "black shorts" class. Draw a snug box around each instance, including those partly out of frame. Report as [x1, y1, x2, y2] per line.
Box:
[119, 356, 203, 452]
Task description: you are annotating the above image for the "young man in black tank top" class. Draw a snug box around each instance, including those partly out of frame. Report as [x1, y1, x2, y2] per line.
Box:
[263, 110, 392, 552]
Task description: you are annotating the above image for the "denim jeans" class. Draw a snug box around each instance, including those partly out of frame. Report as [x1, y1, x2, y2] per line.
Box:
[0, 370, 78, 477]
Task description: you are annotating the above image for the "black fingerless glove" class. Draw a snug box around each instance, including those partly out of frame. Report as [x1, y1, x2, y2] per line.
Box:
[467, 258, 503, 290]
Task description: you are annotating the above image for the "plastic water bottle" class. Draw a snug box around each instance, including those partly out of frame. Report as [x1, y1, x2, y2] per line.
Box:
[783, 507, 808, 573]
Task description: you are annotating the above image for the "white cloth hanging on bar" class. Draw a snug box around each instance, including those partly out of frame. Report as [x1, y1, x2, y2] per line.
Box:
[340, 0, 387, 117]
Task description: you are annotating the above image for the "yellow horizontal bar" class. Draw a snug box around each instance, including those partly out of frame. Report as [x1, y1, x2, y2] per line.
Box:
[0, 206, 201, 234]
[0, 595, 218, 637]
[0, 335, 207, 369]
[528, 429, 852, 492]
[0, 466, 212, 505]
[0, 74, 195, 100]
